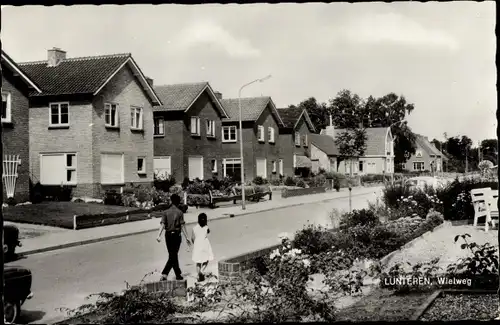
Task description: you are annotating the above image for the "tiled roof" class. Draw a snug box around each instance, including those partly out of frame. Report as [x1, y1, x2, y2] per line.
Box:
[221, 97, 284, 126]
[296, 155, 312, 168]
[334, 127, 389, 156]
[277, 107, 303, 128]
[18, 53, 131, 97]
[416, 134, 444, 158]
[153, 82, 209, 111]
[309, 134, 339, 156]
[1, 50, 42, 93]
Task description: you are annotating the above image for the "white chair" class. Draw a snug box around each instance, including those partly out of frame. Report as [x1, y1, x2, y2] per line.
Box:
[485, 188, 499, 231]
[470, 188, 491, 229]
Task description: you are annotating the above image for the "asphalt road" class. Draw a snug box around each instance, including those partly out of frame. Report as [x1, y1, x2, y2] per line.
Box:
[12, 190, 379, 324]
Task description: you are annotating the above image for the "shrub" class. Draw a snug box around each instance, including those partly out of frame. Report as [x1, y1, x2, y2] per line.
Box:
[293, 225, 337, 256]
[153, 173, 176, 192]
[181, 177, 190, 190]
[361, 174, 388, 183]
[269, 178, 282, 186]
[30, 180, 44, 204]
[339, 209, 380, 229]
[425, 209, 444, 227]
[284, 176, 297, 186]
[253, 176, 267, 185]
[307, 174, 326, 188]
[296, 179, 306, 188]
[379, 258, 442, 293]
[186, 194, 211, 207]
[186, 180, 213, 195]
[382, 183, 413, 209]
[103, 190, 122, 206]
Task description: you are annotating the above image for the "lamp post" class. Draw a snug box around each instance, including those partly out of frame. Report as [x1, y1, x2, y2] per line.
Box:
[238, 75, 272, 210]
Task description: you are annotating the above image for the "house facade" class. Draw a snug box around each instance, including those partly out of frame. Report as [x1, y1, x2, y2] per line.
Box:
[20, 48, 161, 197]
[219, 96, 285, 181]
[152, 82, 229, 181]
[402, 134, 445, 172]
[277, 107, 317, 177]
[309, 133, 339, 174]
[1, 51, 43, 202]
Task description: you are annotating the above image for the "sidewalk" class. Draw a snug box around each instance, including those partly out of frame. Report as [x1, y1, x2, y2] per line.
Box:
[16, 186, 382, 256]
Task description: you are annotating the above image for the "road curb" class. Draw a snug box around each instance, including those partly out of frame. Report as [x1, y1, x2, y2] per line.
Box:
[19, 189, 379, 257]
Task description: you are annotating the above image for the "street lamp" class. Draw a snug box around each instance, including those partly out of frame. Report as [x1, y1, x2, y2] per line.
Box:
[386, 119, 406, 185]
[238, 75, 272, 210]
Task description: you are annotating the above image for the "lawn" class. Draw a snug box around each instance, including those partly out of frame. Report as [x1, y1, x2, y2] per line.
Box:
[3, 202, 139, 229]
[420, 293, 498, 321]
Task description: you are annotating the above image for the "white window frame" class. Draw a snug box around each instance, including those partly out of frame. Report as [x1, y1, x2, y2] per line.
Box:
[223, 158, 241, 178]
[206, 119, 216, 138]
[154, 117, 164, 136]
[258, 125, 265, 142]
[272, 160, 277, 173]
[415, 150, 423, 158]
[190, 116, 201, 136]
[211, 159, 217, 173]
[413, 161, 425, 171]
[222, 125, 237, 142]
[154, 156, 172, 179]
[268, 127, 275, 143]
[49, 102, 70, 127]
[40, 153, 77, 185]
[279, 159, 284, 176]
[130, 106, 144, 130]
[137, 156, 146, 175]
[302, 134, 308, 147]
[104, 103, 119, 128]
[256, 158, 267, 178]
[1, 91, 12, 123]
[101, 153, 125, 185]
[295, 132, 301, 146]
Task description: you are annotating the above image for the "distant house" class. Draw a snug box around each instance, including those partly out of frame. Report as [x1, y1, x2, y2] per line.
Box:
[219, 96, 286, 181]
[152, 82, 229, 181]
[309, 133, 341, 174]
[276, 107, 317, 177]
[1, 50, 42, 202]
[20, 47, 162, 197]
[320, 121, 394, 175]
[403, 134, 446, 172]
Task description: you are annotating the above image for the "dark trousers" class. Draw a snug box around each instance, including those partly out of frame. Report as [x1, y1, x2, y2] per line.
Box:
[162, 231, 182, 277]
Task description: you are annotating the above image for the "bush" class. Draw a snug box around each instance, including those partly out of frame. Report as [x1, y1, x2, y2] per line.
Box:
[153, 173, 176, 192]
[284, 176, 297, 187]
[426, 209, 444, 228]
[296, 179, 306, 188]
[306, 174, 326, 188]
[186, 180, 213, 195]
[293, 225, 337, 256]
[103, 190, 122, 206]
[339, 209, 380, 229]
[382, 183, 413, 209]
[253, 176, 267, 185]
[269, 178, 282, 186]
[186, 194, 211, 206]
[181, 177, 190, 190]
[361, 174, 388, 183]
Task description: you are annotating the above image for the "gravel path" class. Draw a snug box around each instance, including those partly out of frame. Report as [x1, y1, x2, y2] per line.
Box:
[385, 224, 498, 271]
[420, 293, 498, 321]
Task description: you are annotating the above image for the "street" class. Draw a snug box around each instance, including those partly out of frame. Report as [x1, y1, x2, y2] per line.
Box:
[12, 191, 378, 324]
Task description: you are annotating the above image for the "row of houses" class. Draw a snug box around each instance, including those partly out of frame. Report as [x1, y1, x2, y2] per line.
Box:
[1, 48, 445, 202]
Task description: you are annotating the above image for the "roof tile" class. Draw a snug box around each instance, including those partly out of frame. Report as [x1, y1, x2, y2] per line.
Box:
[276, 107, 303, 128]
[334, 127, 389, 156]
[309, 134, 339, 156]
[153, 82, 208, 111]
[221, 97, 272, 122]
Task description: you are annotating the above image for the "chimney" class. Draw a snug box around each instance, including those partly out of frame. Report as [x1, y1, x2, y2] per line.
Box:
[145, 77, 154, 86]
[324, 114, 335, 139]
[47, 47, 66, 67]
[214, 91, 223, 100]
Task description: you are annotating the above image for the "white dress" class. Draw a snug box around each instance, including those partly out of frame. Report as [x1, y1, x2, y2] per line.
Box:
[192, 225, 214, 264]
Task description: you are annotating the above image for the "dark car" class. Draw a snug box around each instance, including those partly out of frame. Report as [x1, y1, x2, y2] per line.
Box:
[4, 224, 22, 260]
[4, 265, 34, 323]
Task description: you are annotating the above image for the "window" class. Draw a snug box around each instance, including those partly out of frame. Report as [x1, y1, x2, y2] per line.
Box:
[258, 125, 265, 142]
[49, 102, 69, 126]
[137, 157, 146, 174]
[295, 132, 301, 146]
[206, 120, 216, 138]
[211, 159, 217, 173]
[279, 159, 284, 176]
[1, 92, 11, 123]
[101, 153, 124, 184]
[413, 162, 425, 171]
[154, 156, 171, 179]
[190, 116, 201, 135]
[154, 118, 164, 136]
[222, 126, 237, 142]
[40, 153, 77, 185]
[359, 161, 364, 172]
[268, 127, 275, 143]
[223, 158, 241, 181]
[415, 150, 423, 158]
[302, 134, 308, 147]
[104, 103, 118, 127]
[272, 160, 277, 173]
[130, 106, 143, 130]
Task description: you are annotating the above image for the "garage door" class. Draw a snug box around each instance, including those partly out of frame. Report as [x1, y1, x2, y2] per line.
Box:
[154, 156, 171, 179]
[256, 158, 267, 178]
[188, 157, 204, 180]
[101, 153, 124, 184]
[366, 162, 377, 174]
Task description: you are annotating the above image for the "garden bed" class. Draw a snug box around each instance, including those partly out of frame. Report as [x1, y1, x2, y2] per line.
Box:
[419, 290, 498, 321]
[3, 202, 141, 229]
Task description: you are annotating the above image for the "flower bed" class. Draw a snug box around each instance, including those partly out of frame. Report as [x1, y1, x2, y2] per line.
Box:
[281, 186, 326, 198]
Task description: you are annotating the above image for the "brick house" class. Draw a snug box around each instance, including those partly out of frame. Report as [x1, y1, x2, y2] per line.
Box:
[152, 82, 229, 181]
[219, 96, 285, 181]
[19, 48, 162, 198]
[402, 134, 446, 173]
[1, 50, 43, 202]
[276, 107, 317, 177]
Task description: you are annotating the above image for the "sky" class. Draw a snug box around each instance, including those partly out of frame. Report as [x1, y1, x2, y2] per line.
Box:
[1, 2, 496, 144]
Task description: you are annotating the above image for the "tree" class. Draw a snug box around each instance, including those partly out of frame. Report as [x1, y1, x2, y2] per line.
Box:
[480, 139, 498, 165]
[442, 135, 475, 172]
[334, 127, 367, 177]
[288, 97, 328, 132]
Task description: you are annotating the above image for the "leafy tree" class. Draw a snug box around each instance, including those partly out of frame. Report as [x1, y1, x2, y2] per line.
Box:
[288, 97, 328, 132]
[480, 139, 498, 165]
[334, 127, 367, 177]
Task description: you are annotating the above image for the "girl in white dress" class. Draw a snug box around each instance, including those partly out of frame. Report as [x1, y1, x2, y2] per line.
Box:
[191, 213, 214, 282]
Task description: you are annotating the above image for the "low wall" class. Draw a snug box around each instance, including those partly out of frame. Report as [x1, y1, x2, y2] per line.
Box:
[281, 186, 326, 199]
